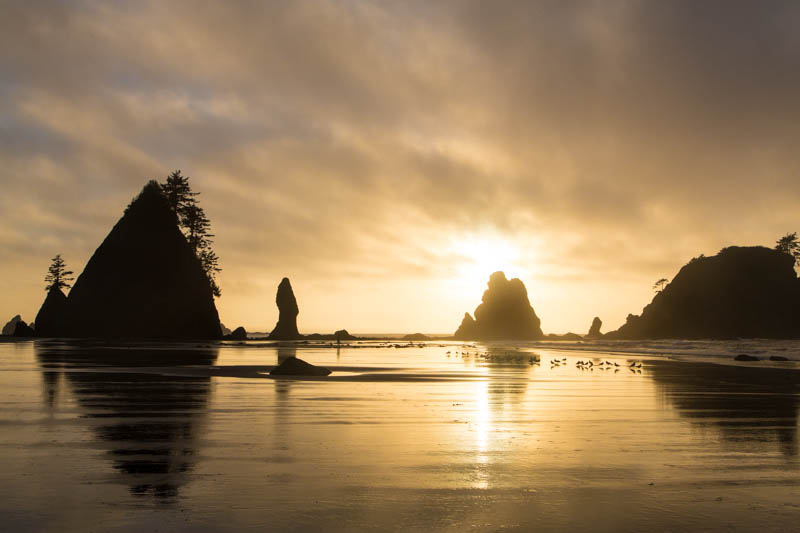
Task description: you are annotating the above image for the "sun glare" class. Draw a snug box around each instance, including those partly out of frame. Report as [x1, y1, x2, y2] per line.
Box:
[450, 233, 526, 289]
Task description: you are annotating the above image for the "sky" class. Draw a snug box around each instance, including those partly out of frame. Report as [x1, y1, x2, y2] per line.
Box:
[1, 0, 799, 334]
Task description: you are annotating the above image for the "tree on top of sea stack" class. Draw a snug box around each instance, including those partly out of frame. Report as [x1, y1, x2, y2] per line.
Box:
[775, 232, 800, 266]
[160, 170, 222, 297]
[44, 254, 74, 292]
[64, 180, 221, 339]
[35, 254, 73, 337]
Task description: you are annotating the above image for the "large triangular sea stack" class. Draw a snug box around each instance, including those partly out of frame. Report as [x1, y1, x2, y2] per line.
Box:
[64, 181, 221, 339]
[607, 246, 800, 339]
[454, 271, 544, 340]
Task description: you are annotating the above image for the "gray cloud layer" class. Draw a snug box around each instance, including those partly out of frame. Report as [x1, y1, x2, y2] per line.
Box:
[2, 1, 799, 332]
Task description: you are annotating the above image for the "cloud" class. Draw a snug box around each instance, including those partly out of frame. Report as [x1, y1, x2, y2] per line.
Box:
[1, 1, 799, 332]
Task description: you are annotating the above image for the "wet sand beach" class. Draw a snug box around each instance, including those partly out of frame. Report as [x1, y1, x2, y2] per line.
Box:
[1, 340, 799, 531]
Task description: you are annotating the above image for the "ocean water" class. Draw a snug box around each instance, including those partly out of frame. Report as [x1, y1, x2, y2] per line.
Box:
[0, 338, 798, 532]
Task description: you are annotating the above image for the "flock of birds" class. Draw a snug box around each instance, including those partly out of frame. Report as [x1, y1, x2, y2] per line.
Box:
[572, 359, 643, 372]
[445, 349, 645, 372]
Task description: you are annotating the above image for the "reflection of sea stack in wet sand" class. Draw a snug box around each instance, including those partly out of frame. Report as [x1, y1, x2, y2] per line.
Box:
[268, 277, 302, 340]
[454, 271, 544, 340]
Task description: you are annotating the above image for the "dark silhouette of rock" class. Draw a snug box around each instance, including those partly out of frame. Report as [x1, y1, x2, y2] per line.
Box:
[13, 320, 34, 337]
[587, 317, 602, 338]
[547, 332, 582, 340]
[64, 181, 221, 339]
[769, 356, 790, 361]
[225, 326, 247, 340]
[403, 333, 430, 341]
[220, 323, 232, 336]
[34, 286, 68, 337]
[268, 277, 301, 340]
[269, 356, 331, 376]
[334, 329, 356, 341]
[607, 247, 800, 339]
[305, 331, 361, 341]
[734, 354, 760, 361]
[454, 312, 477, 339]
[2, 315, 21, 336]
[453, 271, 544, 340]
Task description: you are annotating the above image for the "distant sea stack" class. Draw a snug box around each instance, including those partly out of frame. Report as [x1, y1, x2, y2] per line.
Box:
[334, 329, 355, 341]
[65, 181, 221, 339]
[268, 277, 302, 340]
[34, 287, 68, 337]
[607, 246, 800, 339]
[13, 320, 35, 337]
[2, 315, 21, 336]
[454, 271, 544, 340]
[586, 317, 602, 338]
[225, 326, 247, 340]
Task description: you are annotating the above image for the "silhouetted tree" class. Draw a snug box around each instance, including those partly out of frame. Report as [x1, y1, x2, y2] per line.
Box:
[182, 203, 213, 254]
[44, 254, 74, 291]
[161, 170, 197, 217]
[775, 232, 799, 265]
[159, 171, 222, 297]
[653, 278, 669, 293]
[199, 249, 221, 298]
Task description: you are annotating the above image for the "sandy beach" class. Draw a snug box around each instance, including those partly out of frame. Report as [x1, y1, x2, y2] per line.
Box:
[0, 339, 797, 531]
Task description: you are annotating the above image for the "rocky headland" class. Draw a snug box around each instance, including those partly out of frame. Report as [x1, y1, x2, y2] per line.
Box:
[607, 246, 800, 339]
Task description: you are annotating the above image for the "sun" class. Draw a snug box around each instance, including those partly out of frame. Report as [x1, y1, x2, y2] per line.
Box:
[449, 233, 525, 289]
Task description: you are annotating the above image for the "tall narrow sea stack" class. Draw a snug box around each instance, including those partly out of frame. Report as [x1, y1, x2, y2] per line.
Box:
[64, 181, 221, 339]
[268, 277, 301, 340]
[586, 317, 602, 338]
[454, 271, 544, 340]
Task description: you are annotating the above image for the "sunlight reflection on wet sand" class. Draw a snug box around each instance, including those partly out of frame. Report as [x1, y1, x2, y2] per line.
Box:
[0, 340, 798, 531]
